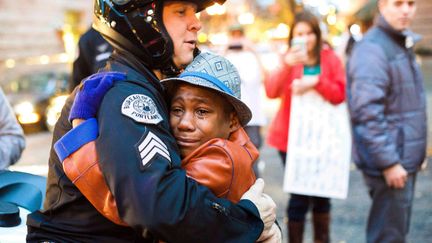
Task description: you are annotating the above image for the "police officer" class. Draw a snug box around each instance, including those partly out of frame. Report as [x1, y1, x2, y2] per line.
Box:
[69, 27, 113, 91]
[26, 1, 278, 242]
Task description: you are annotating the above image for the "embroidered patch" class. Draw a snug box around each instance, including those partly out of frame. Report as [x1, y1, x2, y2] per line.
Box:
[122, 94, 162, 124]
[137, 131, 171, 168]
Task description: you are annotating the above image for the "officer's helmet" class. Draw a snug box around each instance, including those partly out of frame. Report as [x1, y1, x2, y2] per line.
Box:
[93, 0, 225, 75]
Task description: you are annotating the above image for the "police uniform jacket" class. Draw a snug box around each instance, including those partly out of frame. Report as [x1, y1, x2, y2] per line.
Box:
[26, 51, 263, 242]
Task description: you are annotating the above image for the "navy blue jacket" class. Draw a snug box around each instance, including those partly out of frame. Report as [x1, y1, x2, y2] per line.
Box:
[27, 52, 263, 242]
[347, 15, 427, 176]
[69, 27, 112, 91]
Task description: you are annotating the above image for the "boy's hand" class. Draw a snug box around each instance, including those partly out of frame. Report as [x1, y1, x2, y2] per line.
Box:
[69, 72, 126, 121]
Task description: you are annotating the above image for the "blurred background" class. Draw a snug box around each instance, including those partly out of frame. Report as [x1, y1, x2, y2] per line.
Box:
[0, 0, 431, 242]
[0, 0, 431, 134]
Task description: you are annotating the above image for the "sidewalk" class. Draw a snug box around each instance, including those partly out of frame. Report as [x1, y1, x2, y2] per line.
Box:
[260, 144, 432, 243]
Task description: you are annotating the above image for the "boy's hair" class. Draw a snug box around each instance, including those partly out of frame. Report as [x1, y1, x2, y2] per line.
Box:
[161, 52, 252, 126]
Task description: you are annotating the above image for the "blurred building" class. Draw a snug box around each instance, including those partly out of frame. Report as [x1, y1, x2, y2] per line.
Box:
[0, 0, 92, 81]
[411, 0, 432, 54]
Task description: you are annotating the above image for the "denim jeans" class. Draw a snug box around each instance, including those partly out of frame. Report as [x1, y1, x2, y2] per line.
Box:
[245, 126, 262, 177]
[363, 173, 416, 243]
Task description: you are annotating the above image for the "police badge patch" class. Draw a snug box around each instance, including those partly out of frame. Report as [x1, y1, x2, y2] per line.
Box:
[122, 94, 163, 124]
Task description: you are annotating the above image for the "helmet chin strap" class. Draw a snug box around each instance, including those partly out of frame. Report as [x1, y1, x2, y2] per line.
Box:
[160, 47, 202, 77]
[160, 59, 182, 77]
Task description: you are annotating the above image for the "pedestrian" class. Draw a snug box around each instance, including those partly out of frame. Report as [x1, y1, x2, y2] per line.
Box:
[0, 87, 25, 171]
[69, 27, 112, 92]
[264, 10, 346, 243]
[54, 52, 281, 242]
[26, 1, 278, 242]
[224, 24, 267, 177]
[347, 0, 425, 242]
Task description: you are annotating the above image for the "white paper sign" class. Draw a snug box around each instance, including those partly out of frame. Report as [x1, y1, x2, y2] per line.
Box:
[283, 89, 351, 199]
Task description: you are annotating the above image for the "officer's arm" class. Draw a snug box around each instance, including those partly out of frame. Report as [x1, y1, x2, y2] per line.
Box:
[96, 84, 263, 242]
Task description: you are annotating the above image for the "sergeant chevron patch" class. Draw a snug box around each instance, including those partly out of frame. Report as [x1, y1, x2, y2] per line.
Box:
[137, 131, 171, 168]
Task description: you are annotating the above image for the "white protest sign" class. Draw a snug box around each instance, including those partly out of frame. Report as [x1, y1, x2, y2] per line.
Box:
[283, 88, 351, 199]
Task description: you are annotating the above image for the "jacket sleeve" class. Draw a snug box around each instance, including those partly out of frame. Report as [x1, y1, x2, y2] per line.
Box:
[264, 58, 295, 99]
[54, 118, 127, 226]
[0, 88, 25, 170]
[315, 51, 346, 104]
[96, 83, 263, 242]
[348, 42, 400, 169]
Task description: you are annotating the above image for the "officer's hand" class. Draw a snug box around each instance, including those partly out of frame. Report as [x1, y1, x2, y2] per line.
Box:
[383, 163, 408, 189]
[241, 178, 276, 234]
[69, 71, 126, 121]
[257, 223, 282, 243]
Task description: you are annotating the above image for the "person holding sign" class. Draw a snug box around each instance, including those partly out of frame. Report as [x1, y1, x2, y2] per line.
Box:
[264, 11, 346, 243]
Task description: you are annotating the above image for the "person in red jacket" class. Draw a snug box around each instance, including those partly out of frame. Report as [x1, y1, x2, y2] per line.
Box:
[264, 11, 345, 243]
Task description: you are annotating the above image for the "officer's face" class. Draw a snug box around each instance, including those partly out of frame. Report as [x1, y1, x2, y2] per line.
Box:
[379, 0, 416, 31]
[169, 83, 240, 158]
[163, 2, 202, 69]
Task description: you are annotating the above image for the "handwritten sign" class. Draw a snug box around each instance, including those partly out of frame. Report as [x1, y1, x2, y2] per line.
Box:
[283, 90, 351, 199]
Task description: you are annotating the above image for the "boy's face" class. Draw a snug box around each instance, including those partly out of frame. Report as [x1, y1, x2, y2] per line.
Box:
[170, 83, 240, 158]
[163, 2, 202, 69]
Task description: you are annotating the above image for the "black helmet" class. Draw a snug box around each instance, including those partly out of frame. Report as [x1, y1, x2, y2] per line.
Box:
[93, 0, 226, 75]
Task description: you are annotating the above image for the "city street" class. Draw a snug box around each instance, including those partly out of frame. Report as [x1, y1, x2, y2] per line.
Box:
[10, 130, 432, 242]
[1, 0, 431, 242]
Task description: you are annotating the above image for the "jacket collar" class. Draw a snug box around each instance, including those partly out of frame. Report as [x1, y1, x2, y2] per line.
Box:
[376, 14, 422, 49]
[105, 50, 165, 95]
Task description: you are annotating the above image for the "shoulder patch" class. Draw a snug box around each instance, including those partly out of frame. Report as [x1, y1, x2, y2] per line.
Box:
[137, 131, 171, 169]
[122, 94, 163, 124]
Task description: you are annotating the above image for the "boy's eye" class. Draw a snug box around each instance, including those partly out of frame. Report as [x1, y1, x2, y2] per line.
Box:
[196, 109, 209, 116]
[171, 107, 183, 116]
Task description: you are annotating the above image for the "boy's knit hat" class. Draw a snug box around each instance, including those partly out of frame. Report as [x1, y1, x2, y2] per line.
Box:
[161, 52, 252, 126]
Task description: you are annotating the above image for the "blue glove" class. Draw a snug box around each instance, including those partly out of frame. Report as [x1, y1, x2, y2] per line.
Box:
[69, 71, 126, 121]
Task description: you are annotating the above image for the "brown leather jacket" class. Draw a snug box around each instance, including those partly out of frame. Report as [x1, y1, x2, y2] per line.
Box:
[62, 127, 258, 225]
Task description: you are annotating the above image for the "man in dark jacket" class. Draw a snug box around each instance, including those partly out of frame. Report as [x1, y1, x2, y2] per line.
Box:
[26, 1, 277, 242]
[69, 27, 112, 92]
[347, 0, 426, 242]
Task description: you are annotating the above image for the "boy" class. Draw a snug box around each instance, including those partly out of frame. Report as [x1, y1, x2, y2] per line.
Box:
[55, 52, 263, 227]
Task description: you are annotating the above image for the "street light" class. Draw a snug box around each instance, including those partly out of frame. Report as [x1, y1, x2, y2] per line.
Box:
[238, 12, 255, 25]
[206, 4, 226, 15]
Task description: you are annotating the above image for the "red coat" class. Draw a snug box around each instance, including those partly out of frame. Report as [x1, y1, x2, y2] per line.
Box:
[265, 46, 346, 152]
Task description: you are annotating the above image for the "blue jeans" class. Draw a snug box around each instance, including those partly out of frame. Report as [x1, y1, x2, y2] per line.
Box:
[363, 173, 416, 243]
[278, 151, 331, 222]
[245, 126, 262, 177]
